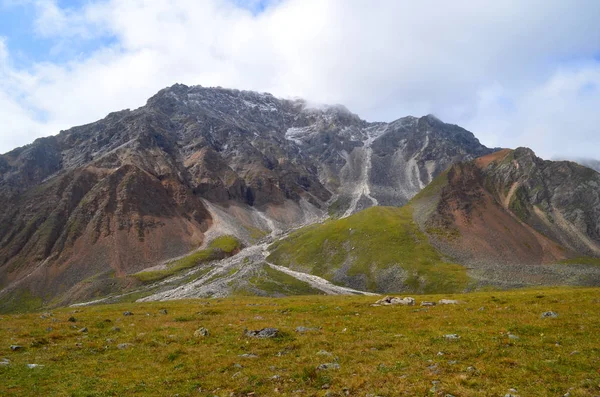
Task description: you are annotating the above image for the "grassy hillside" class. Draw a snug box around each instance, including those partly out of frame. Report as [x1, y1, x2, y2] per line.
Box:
[1, 288, 599, 396]
[267, 206, 469, 293]
[134, 236, 242, 283]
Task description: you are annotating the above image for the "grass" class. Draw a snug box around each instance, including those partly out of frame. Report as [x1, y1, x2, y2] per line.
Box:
[245, 264, 325, 296]
[133, 236, 242, 283]
[267, 206, 469, 293]
[559, 257, 600, 266]
[1, 287, 599, 396]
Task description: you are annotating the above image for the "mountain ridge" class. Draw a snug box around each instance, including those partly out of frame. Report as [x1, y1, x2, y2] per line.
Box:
[1, 83, 598, 311]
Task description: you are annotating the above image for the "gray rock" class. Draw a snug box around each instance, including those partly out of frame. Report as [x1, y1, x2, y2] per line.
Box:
[159, 309, 168, 315]
[421, 301, 436, 306]
[444, 334, 461, 340]
[508, 333, 519, 340]
[373, 296, 415, 306]
[0, 358, 9, 366]
[317, 363, 340, 370]
[78, 327, 88, 333]
[9, 345, 23, 351]
[117, 343, 133, 350]
[111, 327, 121, 332]
[316, 350, 333, 356]
[194, 327, 209, 337]
[238, 353, 258, 358]
[123, 311, 134, 316]
[295, 326, 321, 333]
[541, 311, 558, 318]
[438, 299, 459, 305]
[244, 328, 279, 338]
[27, 364, 44, 369]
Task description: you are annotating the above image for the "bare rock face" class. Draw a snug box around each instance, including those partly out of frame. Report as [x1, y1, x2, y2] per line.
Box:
[0, 84, 495, 309]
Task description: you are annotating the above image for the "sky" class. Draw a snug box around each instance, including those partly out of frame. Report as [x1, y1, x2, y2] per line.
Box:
[0, 0, 600, 160]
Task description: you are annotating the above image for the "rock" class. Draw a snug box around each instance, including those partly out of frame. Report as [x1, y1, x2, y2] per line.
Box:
[438, 299, 459, 305]
[444, 334, 461, 340]
[68, 316, 77, 322]
[270, 375, 281, 380]
[238, 353, 258, 358]
[194, 327, 210, 337]
[373, 296, 416, 306]
[111, 327, 121, 332]
[316, 350, 333, 356]
[317, 363, 340, 370]
[508, 333, 519, 340]
[27, 364, 44, 369]
[321, 383, 330, 389]
[10, 345, 23, 351]
[159, 309, 168, 315]
[78, 327, 88, 333]
[421, 301, 436, 306]
[0, 358, 9, 366]
[541, 311, 558, 318]
[123, 311, 134, 316]
[117, 343, 133, 350]
[40, 312, 53, 319]
[233, 363, 243, 369]
[244, 328, 279, 338]
[295, 326, 321, 333]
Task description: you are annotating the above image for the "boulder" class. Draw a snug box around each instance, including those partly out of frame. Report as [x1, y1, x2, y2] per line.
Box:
[194, 327, 210, 337]
[421, 301, 436, 307]
[438, 299, 459, 305]
[541, 311, 558, 319]
[373, 296, 415, 306]
[244, 328, 279, 338]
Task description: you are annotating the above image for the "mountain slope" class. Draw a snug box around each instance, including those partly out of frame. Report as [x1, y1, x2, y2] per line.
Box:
[0, 84, 494, 309]
[268, 149, 600, 292]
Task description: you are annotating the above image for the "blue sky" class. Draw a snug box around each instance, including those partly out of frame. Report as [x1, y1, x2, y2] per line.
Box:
[0, 0, 599, 159]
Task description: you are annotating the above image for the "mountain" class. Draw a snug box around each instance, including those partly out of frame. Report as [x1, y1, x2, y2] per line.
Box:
[569, 158, 600, 173]
[1, 83, 598, 311]
[0, 84, 493, 310]
[268, 148, 600, 292]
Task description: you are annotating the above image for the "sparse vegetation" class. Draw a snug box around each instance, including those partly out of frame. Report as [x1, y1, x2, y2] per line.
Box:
[1, 288, 599, 396]
[134, 236, 242, 283]
[560, 257, 600, 266]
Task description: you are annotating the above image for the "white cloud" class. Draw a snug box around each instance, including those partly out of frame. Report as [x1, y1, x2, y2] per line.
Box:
[1, 0, 600, 159]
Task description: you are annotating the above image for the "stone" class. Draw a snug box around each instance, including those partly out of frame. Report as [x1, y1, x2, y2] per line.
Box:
[438, 299, 459, 305]
[159, 309, 168, 315]
[508, 333, 519, 340]
[316, 350, 333, 356]
[111, 327, 121, 332]
[10, 345, 23, 351]
[444, 334, 461, 340]
[295, 326, 321, 333]
[27, 364, 44, 369]
[123, 311, 134, 316]
[78, 327, 88, 333]
[238, 353, 258, 358]
[373, 296, 416, 306]
[541, 311, 558, 318]
[68, 316, 77, 322]
[40, 312, 53, 319]
[194, 327, 210, 337]
[0, 358, 9, 366]
[421, 301, 436, 306]
[117, 343, 133, 350]
[317, 363, 340, 370]
[244, 328, 279, 338]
